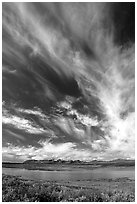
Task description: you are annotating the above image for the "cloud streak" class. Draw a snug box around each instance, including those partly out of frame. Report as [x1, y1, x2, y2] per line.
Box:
[2, 3, 135, 161]
[2, 105, 46, 134]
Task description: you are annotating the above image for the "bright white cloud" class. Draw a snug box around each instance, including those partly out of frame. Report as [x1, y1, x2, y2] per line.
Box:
[2, 141, 92, 162]
[17, 107, 48, 120]
[2, 107, 46, 134]
[58, 99, 99, 126]
[2, 138, 135, 162]
[68, 109, 99, 126]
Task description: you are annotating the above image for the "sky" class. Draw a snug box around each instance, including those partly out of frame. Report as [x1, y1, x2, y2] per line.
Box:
[2, 2, 135, 162]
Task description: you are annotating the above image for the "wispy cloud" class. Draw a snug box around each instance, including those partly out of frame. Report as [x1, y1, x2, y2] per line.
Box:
[2, 3, 135, 161]
[2, 141, 92, 162]
[3, 139, 134, 163]
[58, 99, 99, 126]
[4, 129, 26, 141]
[2, 106, 46, 134]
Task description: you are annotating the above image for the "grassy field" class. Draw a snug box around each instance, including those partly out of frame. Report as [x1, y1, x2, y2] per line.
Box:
[2, 174, 135, 202]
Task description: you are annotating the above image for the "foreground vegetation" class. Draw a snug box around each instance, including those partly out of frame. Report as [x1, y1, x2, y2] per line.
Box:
[2, 174, 135, 202]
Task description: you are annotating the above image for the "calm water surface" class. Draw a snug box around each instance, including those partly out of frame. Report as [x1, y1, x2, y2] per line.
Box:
[3, 167, 135, 181]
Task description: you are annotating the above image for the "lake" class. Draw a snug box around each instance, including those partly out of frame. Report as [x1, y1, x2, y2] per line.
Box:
[2, 167, 135, 182]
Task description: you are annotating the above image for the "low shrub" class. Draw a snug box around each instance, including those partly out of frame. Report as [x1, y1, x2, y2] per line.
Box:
[2, 175, 135, 202]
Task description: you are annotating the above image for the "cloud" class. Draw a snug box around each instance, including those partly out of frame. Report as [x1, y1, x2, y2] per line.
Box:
[2, 141, 92, 162]
[17, 107, 48, 120]
[3, 138, 134, 163]
[8, 102, 103, 148]
[4, 129, 25, 141]
[58, 99, 99, 126]
[2, 3, 135, 161]
[2, 106, 46, 134]
[3, 102, 134, 161]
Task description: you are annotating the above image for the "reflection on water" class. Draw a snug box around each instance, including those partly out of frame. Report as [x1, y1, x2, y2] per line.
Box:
[2, 167, 135, 181]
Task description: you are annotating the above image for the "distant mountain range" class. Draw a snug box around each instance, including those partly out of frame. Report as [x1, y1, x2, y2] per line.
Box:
[23, 158, 135, 166]
[2, 159, 135, 170]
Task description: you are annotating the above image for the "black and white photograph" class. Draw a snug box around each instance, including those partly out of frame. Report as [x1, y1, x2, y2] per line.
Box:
[2, 2, 135, 202]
